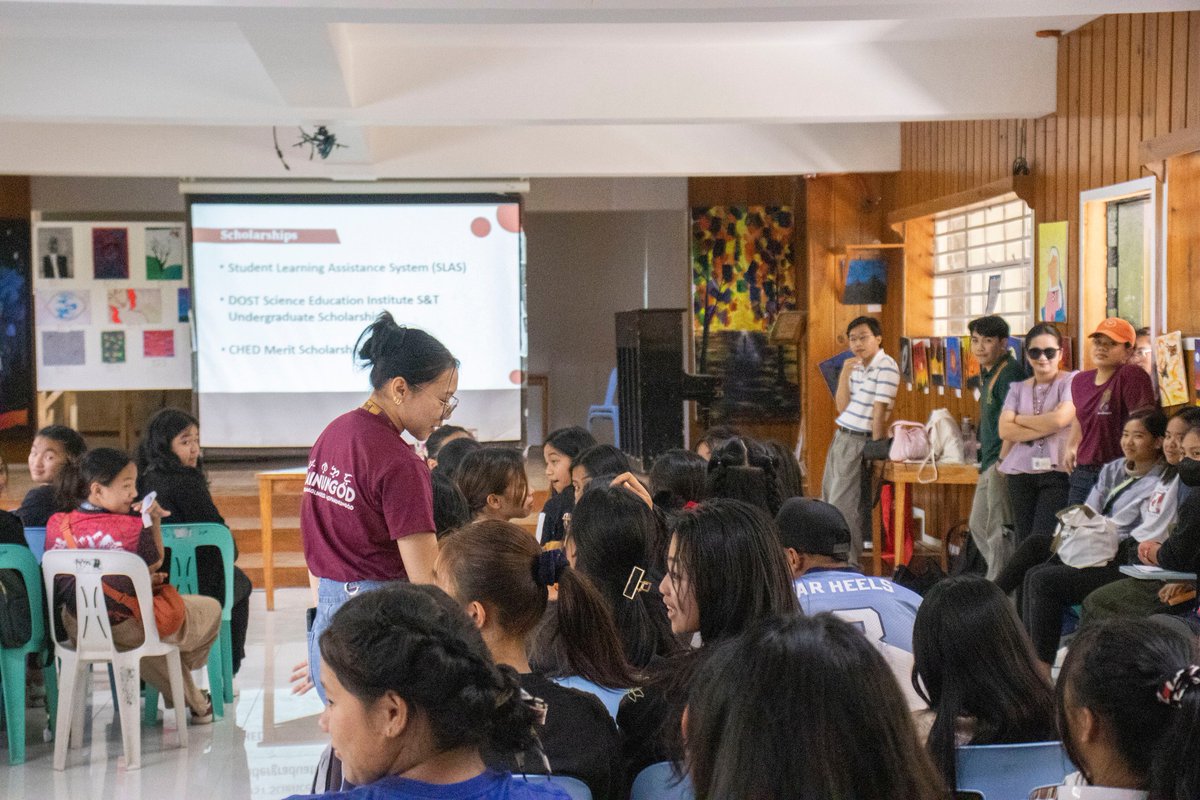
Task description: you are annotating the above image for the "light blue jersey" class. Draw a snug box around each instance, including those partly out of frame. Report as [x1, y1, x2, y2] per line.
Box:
[794, 568, 922, 652]
[795, 568, 926, 711]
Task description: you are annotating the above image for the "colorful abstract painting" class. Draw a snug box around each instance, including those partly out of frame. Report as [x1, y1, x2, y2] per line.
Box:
[963, 336, 981, 391]
[912, 339, 929, 393]
[143, 329, 175, 358]
[107, 288, 162, 324]
[92, 227, 129, 279]
[0, 219, 32, 429]
[691, 206, 794, 336]
[1155, 331, 1189, 407]
[146, 227, 184, 280]
[946, 336, 963, 390]
[929, 338, 945, 387]
[101, 330, 126, 364]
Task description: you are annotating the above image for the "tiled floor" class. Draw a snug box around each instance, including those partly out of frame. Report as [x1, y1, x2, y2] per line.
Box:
[3, 588, 327, 800]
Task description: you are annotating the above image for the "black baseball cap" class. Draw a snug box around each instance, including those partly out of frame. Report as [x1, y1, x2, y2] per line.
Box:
[775, 497, 852, 560]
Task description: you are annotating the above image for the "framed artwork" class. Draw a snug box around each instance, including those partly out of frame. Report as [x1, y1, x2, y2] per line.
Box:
[1038, 221, 1068, 322]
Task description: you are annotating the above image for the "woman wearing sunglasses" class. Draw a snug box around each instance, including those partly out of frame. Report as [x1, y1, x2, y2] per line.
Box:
[997, 323, 1078, 547]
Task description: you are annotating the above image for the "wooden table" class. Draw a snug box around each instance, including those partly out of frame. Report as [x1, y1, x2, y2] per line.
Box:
[257, 467, 307, 611]
[875, 461, 980, 577]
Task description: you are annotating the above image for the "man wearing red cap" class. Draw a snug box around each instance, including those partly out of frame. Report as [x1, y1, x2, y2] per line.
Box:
[1064, 317, 1156, 504]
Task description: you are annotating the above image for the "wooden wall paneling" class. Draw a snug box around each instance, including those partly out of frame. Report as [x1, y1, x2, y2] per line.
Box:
[1165, 151, 1200, 334]
[1129, 14, 1146, 182]
[1090, 23, 1105, 190]
[1171, 13, 1189, 132]
[1057, 36, 1070, 221]
[0, 176, 31, 217]
[1104, 16, 1120, 187]
[1157, 15, 1174, 140]
[1189, 12, 1200, 129]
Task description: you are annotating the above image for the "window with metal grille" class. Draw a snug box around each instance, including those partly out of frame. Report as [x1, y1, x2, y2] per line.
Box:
[931, 196, 1033, 337]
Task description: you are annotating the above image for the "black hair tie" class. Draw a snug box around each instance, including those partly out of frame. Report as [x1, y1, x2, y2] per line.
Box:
[534, 548, 568, 587]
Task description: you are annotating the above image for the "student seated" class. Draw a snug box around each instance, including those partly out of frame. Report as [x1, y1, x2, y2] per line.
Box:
[775, 497, 924, 710]
[763, 439, 805, 501]
[617, 499, 798, 785]
[455, 448, 533, 523]
[1016, 409, 1169, 671]
[1030, 618, 1200, 800]
[46, 447, 220, 722]
[430, 471, 471, 540]
[137, 407, 254, 676]
[704, 437, 783, 516]
[685, 614, 948, 800]
[539, 427, 597, 545]
[435, 520, 627, 800]
[14, 424, 86, 527]
[560, 485, 680, 669]
[424, 424, 472, 471]
[0, 453, 21, 545]
[1081, 408, 1200, 625]
[912, 576, 1056, 788]
[287, 583, 571, 800]
[430, 437, 481, 479]
[693, 424, 740, 461]
[647, 449, 707, 512]
[568, 445, 630, 501]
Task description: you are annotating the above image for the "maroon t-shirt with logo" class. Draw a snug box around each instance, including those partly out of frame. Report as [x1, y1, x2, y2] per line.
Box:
[1071, 363, 1155, 468]
[301, 408, 435, 582]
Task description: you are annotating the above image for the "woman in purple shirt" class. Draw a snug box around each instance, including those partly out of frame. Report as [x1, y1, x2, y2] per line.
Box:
[998, 323, 1078, 546]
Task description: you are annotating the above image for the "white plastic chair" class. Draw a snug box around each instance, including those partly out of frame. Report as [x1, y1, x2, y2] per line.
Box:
[41, 549, 189, 770]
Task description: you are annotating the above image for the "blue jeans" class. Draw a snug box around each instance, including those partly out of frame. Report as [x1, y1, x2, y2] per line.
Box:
[1067, 464, 1102, 506]
[308, 578, 393, 704]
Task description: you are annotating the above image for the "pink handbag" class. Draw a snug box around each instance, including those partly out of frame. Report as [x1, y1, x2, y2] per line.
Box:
[888, 421, 929, 462]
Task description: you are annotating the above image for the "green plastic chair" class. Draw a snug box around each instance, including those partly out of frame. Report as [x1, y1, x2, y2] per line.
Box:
[142, 524, 235, 725]
[0, 543, 58, 764]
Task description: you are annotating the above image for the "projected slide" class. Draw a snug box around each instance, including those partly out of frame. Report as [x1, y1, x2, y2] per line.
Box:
[191, 197, 523, 447]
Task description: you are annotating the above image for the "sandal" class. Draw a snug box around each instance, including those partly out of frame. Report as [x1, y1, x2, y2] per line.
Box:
[190, 691, 214, 725]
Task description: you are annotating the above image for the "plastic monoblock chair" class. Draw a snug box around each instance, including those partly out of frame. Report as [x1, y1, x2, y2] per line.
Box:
[42, 549, 188, 770]
[586, 368, 620, 447]
[22, 527, 47, 563]
[518, 774, 592, 800]
[0, 544, 58, 764]
[143, 523, 236, 725]
[630, 762, 694, 800]
[956, 741, 1073, 800]
[552, 675, 626, 719]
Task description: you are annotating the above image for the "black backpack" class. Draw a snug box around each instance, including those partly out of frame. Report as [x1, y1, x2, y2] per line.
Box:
[0, 568, 33, 648]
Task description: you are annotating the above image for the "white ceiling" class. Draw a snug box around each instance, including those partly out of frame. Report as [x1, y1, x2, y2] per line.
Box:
[0, 1, 1188, 179]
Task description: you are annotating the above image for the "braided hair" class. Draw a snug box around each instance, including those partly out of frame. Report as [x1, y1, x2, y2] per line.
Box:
[318, 582, 538, 756]
[705, 437, 783, 516]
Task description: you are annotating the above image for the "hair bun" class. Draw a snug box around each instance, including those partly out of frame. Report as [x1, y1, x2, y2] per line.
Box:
[533, 548, 568, 587]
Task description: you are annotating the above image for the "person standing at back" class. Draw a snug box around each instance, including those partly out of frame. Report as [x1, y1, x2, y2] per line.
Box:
[821, 316, 899, 568]
[968, 315, 1026, 579]
[1064, 317, 1156, 505]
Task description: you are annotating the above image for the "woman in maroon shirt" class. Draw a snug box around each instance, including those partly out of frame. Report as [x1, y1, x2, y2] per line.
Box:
[301, 311, 458, 702]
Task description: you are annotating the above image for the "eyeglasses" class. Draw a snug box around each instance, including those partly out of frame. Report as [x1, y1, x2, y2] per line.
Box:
[438, 395, 459, 419]
[848, 334, 877, 344]
[1027, 347, 1059, 361]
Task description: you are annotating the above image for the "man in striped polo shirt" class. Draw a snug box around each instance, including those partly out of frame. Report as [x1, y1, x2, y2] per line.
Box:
[821, 316, 899, 567]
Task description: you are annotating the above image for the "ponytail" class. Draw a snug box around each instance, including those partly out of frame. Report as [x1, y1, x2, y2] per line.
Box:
[437, 520, 637, 690]
[1057, 619, 1200, 799]
[354, 311, 457, 391]
[54, 447, 133, 512]
[1151, 665, 1200, 800]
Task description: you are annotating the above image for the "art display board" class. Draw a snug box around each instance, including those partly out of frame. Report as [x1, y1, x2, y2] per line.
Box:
[32, 221, 192, 391]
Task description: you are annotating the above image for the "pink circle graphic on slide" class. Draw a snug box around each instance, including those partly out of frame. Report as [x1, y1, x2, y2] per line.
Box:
[471, 217, 492, 237]
[496, 204, 521, 233]
[509, 370, 524, 385]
